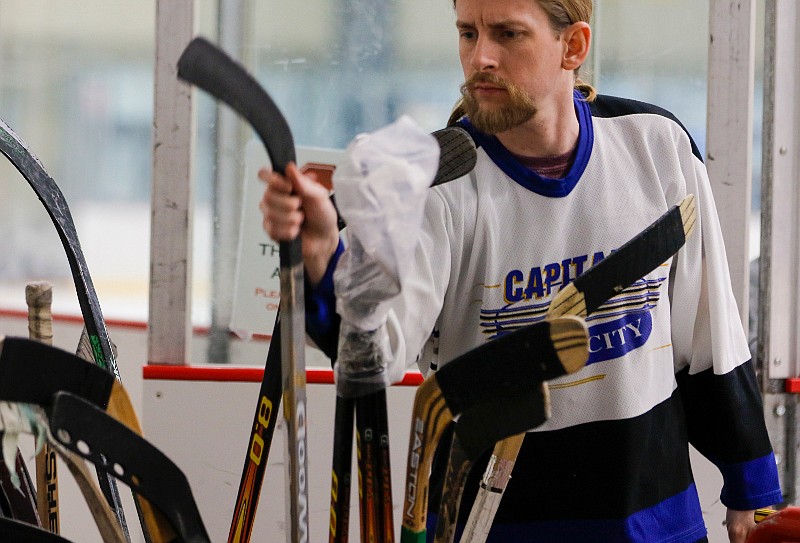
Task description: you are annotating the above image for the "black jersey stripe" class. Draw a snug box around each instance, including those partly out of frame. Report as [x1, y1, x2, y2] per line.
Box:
[428, 388, 695, 523]
[589, 95, 704, 163]
[676, 360, 774, 463]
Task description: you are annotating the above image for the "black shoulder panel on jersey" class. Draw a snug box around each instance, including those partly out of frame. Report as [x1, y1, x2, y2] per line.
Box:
[590, 94, 703, 163]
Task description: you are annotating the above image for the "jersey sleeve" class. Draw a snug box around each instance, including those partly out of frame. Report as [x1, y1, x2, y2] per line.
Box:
[669, 140, 782, 510]
[380, 189, 453, 382]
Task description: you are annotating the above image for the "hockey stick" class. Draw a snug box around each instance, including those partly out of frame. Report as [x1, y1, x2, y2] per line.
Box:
[0, 284, 53, 526]
[330, 125, 477, 543]
[27, 281, 60, 533]
[177, 36, 310, 543]
[0, 336, 176, 542]
[400, 315, 589, 543]
[49, 391, 211, 543]
[455, 193, 698, 543]
[0, 517, 74, 543]
[0, 117, 132, 539]
[0, 399, 126, 543]
[0, 289, 42, 526]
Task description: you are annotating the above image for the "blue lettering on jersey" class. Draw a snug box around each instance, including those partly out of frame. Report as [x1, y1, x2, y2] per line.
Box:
[504, 251, 607, 304]
[587, 311, 652, 365]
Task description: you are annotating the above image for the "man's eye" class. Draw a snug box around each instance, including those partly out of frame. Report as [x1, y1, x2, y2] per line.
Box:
[460, 31, 477, 39]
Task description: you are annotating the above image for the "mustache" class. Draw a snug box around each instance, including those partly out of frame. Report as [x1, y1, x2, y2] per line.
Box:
[461, 72, 513, 94]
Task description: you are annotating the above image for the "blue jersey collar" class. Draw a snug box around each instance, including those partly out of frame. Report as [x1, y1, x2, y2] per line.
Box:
[457, 89, 593, 198]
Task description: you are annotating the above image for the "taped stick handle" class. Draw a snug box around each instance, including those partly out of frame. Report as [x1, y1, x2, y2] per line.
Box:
[27, 281, 60, 534]
[27, 281, 53, 346]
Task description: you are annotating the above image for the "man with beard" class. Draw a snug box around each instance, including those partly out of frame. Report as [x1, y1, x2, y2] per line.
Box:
[258, 0, 781, 541]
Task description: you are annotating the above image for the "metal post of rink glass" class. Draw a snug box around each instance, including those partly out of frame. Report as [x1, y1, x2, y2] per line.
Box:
[280, 237, 310, 543]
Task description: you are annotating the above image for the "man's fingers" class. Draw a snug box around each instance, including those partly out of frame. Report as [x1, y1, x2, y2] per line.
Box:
[260, 182, 304, 241]
[725, 509, 757, 543]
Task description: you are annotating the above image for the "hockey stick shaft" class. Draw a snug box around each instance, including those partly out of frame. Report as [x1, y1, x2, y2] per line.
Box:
[329, 396, 354, 543]
[28, 281, 60, 533]
[228, 323, 282, 543]
[459, 194, 698, 543]
[177, 36, 310, 543]
[0, 118, 131, 539]
[353, 389, 394, 543]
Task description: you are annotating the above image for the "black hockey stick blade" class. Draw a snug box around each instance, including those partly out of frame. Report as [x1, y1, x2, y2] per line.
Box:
[0, 517, 74, 543]
[430, 127, 476, 186]
[433, 316, 587, 416]
[177, 36, 295, 174]
[0, 337, 114, 408]
[0, 117, 130, 538]
[50, 391, 210, 543]
[177, 36, 310, 543]
[456, 386, 550, 461]
[549, 193, 697, 317]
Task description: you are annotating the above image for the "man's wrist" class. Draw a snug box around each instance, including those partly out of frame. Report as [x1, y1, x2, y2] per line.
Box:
[305, 234, 341, 287]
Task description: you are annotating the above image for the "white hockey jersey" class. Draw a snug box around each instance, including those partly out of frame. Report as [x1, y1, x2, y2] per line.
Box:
[306, 91, 781, 543]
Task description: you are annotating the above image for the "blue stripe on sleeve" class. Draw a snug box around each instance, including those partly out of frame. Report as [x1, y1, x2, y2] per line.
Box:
[428, 483, 708, 543]
[718, 452, 783, 510]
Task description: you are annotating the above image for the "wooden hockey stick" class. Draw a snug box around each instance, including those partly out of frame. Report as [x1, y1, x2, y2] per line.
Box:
[400, 315, 589, 543]
[0, 400, 125, 543]
[49, 391, 211, 543]
[177, 36, 310, 543]
[0, 289, 43, 526]
[1, 116, 132, 540]
[455, 194, 698, 543]
[0, 336, 176, 542]
[27, 281, 60, 534]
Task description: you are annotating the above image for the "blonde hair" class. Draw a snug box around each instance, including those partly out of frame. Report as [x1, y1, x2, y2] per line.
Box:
[448, 0, 596, 126]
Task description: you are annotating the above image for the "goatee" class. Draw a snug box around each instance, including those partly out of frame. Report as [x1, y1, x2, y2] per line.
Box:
[460, 73, 537, 134]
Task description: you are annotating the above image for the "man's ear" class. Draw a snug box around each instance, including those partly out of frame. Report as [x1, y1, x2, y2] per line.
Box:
[562, 21, 591, 71]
